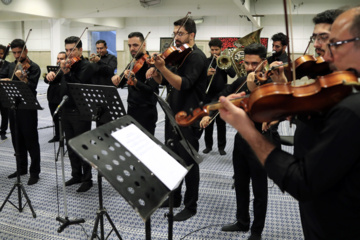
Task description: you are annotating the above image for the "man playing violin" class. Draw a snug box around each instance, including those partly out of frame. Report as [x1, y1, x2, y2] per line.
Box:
[0, 44, 10, 140]
[45, 51, 66, 143]
[219, 6, 360, 240]
[0, 39, 41, 185]
[150, 17, 207, 221]
[48, 36, 95, 192]
[266, 9, 344, 239]
[90, 40, 117, 86]
[111, 32, 159, 135]
[202, 38, 236, 156]
[311, 9, 343, 57]
[200, 43, 280, 240]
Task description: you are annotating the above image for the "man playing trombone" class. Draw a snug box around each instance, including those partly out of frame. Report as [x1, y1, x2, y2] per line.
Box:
[202, 38, 236, 155]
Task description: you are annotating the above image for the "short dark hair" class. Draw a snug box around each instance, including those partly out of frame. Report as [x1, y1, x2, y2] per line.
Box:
[271, 32, 288, 46]
[244, 43, 267, 59]
[65, 36, 82, 48]
[10, 39, 26, 50]
[58, 51, 66, 56]
[312, 9, 344, 25]
[96, 39, 107, 46]
[209, 38, 222, 48]
[128, 32, 144, 42]
[174, 17, 197, 36]
[0, 44, 9, 56]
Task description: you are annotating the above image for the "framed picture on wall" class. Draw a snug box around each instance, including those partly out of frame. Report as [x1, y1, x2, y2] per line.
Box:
[160, 37, 173, 52]
[212, 37, 269, 50]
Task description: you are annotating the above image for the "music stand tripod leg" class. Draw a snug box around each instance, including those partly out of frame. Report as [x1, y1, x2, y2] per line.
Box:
[0, 108, 36, 218]
[91, 173, 122, 240]
[55, 113, 85, 232]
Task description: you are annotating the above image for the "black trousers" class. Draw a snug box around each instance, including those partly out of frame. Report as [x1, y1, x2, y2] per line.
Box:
[232, 130, 280, 234]
[127, 105, 157, 135]
[0, 102, 8, 135]
[9, 109, 41, 177]
[165, 118, 201, 213]
[204, 116, 226, 150]
[62, 110, 92, 183]
[49, 102, 60, 138]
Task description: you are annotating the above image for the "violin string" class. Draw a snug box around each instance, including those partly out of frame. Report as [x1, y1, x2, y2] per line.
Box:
[10, 29, 32, 81]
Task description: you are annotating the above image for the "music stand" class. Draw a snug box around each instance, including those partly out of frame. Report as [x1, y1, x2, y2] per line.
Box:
[154, 93, 203, 239]
[67, 83, 127, 239]
[68, 116, 189, 240]
[67, 83, 126, 124]
[0, 80, 42, 217]
[155, 93, 202, 165]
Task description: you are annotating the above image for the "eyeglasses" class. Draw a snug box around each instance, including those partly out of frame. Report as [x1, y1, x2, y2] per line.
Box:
[327, 37, 360, 56]
[171, 32, 189, 37]
[310, 33, 330, 43]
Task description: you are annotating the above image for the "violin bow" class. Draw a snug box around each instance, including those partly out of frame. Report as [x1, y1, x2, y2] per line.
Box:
[283, 0, 296, 82]
[10, 29, 32, 81]
[169, 12, 191, 47]
[207, 78, 249, 125]
[54, 27, 88, 78]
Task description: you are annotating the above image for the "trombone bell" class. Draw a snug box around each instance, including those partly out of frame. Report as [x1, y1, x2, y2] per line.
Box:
[217, 55, 232, 70]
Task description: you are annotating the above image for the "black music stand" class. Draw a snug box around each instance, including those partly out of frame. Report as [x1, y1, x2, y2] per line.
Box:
[67, 83, 127, 239]
[0, 80, 42, 218]
[154, 93, 203, 239]
[69, 116, 189, 240]
[67, 83, 126, 124]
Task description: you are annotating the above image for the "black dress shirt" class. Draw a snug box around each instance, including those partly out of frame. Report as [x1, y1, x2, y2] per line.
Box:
[127, 52, 158, 107]
[61, 57, 94, 110]
[265, 92, 360, 239]
[205, 56, 236, 102]
[3, 59, 40, 95]
[166, 44, 207, 115]
[91, 52, 117, 86]
[0, 60, 10, 78]
[267, 52, 288, 65]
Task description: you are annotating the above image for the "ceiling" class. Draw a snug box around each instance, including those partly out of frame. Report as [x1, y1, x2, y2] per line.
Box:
[0, 0, 357, 28]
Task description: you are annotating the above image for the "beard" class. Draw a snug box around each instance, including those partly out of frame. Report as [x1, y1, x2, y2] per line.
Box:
[273, 50, 282, 57]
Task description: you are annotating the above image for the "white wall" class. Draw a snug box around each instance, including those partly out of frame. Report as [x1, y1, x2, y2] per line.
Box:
[0, 14, 317, 56]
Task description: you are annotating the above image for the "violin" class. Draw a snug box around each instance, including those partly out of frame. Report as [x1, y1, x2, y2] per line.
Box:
[125, 53, 150, 86]
[147, 44, 192, 67]
[256, 55, 331, 82]
[64, 56, 81, 69]
[15, 57, 31, 78]
[175, 71, 359, 126]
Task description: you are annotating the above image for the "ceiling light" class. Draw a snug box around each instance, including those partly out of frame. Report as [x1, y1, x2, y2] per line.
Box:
[140, 0, 161, 8]
[194, 18, 204, 24]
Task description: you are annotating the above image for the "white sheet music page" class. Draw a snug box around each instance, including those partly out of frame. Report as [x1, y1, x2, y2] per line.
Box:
[111, 124, 188, 190]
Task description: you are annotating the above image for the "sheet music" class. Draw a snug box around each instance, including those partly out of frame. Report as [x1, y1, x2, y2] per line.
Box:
[111, 124, 188, 190]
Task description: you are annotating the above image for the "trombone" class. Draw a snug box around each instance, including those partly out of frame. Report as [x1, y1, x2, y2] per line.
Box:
[205, 50, 232, 94]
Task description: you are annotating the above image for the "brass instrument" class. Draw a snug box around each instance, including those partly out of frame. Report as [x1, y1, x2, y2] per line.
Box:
[206, 50, 231, 94]
[231, 28, 263, 78]
[216, 49, 232, 70]
[89, 53, 101, 62]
